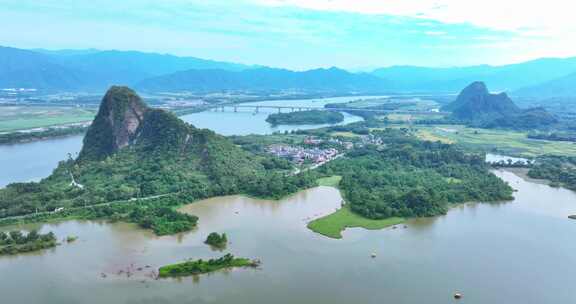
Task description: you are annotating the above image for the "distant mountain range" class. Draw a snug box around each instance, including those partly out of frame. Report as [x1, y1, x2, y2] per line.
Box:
[0, 47, 85, 90]
[0, 46, 254, 92]
[135, 67, 390, 93]
[514, 72, 576, 98]
[0, 46, 388, 94]
[371, 58, 576, 94]
[1, 45, 576, 97]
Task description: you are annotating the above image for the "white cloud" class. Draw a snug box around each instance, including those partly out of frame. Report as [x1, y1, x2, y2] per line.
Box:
[254, 0, 576, 38]
[424, 31, 446, 36]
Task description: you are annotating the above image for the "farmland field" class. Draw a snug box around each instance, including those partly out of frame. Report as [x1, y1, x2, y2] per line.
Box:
[0, 106, 96, 132]
[406, 124, 576, 157]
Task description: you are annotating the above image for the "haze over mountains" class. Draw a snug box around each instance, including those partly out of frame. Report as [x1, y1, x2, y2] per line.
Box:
[1, 45, 576, 97]
[0, 46, 254, 92]
[373, 57, 576, 94]
[134, 67, 388, 93]
[514, 72, 576, 98]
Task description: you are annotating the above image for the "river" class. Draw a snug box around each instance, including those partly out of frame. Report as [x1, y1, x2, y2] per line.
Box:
[177, 95, 371, 136]
[0, 96, 371, 188]
[1, 170, 575, 304]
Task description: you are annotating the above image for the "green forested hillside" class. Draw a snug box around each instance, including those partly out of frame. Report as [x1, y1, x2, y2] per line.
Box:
[320, 129, 513, 219]
[0, 87, 316, 233]
[529, 156, 576, 190]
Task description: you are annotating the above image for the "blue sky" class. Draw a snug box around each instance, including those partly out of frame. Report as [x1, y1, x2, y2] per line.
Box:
[1, 0, 574, 70]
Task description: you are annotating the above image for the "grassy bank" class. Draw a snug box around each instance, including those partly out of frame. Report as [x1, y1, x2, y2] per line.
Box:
[307, 205, 404, 239]
[317, 176, 342, 187]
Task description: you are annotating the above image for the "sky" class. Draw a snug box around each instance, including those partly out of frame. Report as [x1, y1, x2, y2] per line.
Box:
[1, 0, 575, 70]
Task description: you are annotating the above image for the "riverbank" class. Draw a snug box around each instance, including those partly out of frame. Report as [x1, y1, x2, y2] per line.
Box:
[499, 167, 552, 186]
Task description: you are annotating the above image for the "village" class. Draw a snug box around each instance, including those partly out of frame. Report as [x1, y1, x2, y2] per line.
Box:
[266, 144, 340, 165]
[265, 134, 385, 166]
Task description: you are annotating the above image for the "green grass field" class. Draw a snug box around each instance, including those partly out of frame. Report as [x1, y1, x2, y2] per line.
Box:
[0, 106, 96, 132]
[317, 176, 342, 187]
[307, 205, 405, 239]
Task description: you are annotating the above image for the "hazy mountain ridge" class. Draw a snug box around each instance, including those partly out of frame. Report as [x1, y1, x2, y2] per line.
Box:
[0, 46, 255, 91]
[135, 67, 390, 93]
[2, 45, 576, 97]
[0, 46, 86, 90]
[372, 57, 576, 94]
[514, 72, 576, 98]
[50, 50, 255, 88]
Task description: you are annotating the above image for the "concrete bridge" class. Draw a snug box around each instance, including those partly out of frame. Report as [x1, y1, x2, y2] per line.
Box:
[212, 104, 449, 115]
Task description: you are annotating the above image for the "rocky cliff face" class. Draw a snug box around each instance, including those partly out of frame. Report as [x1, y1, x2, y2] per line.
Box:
[78, 86, 149, 161]
[443, 81, 519, 121]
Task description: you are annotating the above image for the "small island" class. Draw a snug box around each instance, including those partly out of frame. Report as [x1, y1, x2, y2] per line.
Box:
[158, 253, 260, 278]
[204, 232, 228, 248]
[266, 110, 344, 125]
[0, 230, 58, 255]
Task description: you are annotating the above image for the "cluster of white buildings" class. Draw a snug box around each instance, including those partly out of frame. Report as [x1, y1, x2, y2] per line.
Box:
[267, 144, 339, 165]
[304, 136, 354, 150]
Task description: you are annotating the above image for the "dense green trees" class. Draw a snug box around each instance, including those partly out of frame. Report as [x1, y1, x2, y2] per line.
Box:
[128, 205, 199, 235]
[158, 253, 258, 278]
[266, 110, 344, 125]
[205, 232, 228, 248]
[0, 230, 57, 255]
[478, 107, 558, 130]
[320, 129, 514, 219]
[529, 156, 576, 190]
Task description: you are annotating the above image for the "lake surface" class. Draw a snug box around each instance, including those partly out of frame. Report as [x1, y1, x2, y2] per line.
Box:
[0, 96, 374, 187]
[2, 170, 576, 304]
